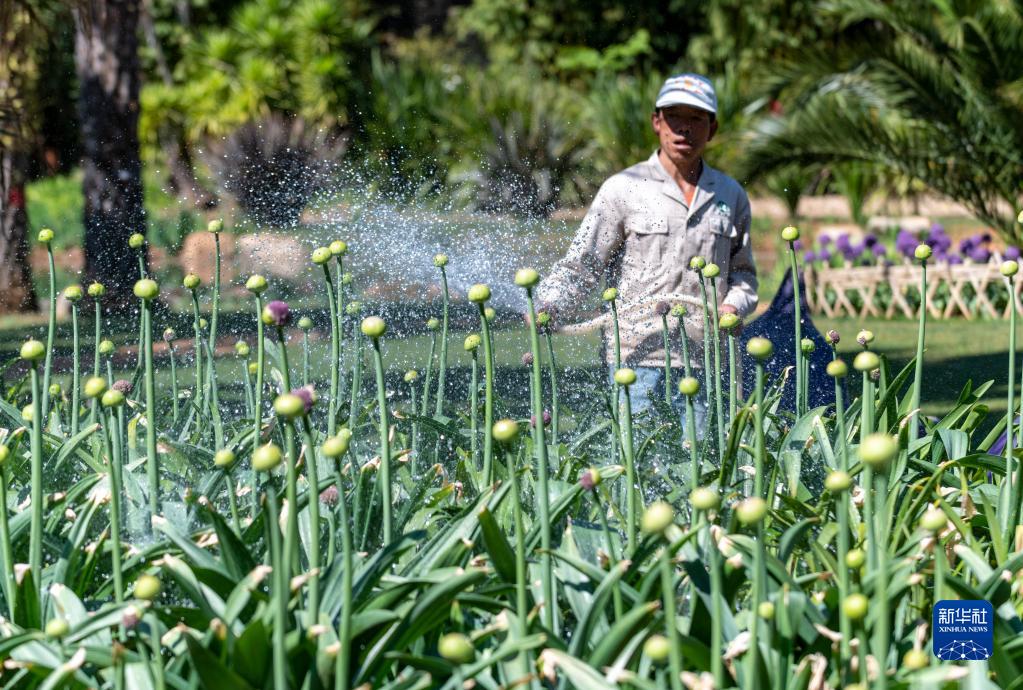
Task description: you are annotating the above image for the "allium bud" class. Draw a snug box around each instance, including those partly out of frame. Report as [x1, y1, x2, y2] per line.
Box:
[578, 467, 602, 491]
[825, 329, 840, 345]
[112, 379, 133, 394]
[262, 300, 291, 327]
[521, 352, 533, 367]
[655, 301, 671, 317]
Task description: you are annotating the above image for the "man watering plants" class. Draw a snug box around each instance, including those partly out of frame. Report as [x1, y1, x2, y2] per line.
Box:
[535, 73, 758, 431]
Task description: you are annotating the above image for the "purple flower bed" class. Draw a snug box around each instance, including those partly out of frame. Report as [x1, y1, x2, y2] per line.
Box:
[804, 223, 1018, 267]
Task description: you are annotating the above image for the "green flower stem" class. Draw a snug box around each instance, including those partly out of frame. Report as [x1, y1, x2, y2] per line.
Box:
[788, 242, 804, 416]
[703, 515, 724, 688]
[659, 545, 684, 690]
[209, 233, 222, 395]
[507, 445, 529, 639]
[322, 266, 340, 436]
[747, 522, 769, 683]
[41, 245, 56, 419]
[89, 300, 102, 428]
[70, 303, 81, 437]
[620, 382, 638, 552]
[477, 304, 495, 486]
[860, 371, 877, 571]
[410, 382, 420, 464]
[708, 282, 725, 459]
[335, 260, 347, 412]
[242, 357, 255, 420]
[349, 331, 363, 424]
[421, 331, 437, 417]
[135, 252, 146, 376]
[204, 335, 225, 452]
[224, 469, 241, 535]
[370, 336, 393, 543]
[727, 331, 738, 424]
[168, 341, 179, 425]
[685, 393, 700, 493]
[252, 295, 265, 517]
[661, 314, 672, 406]
[933, 534, 945, 604]
[300, 418, 322, 625]
[753, 362, 767, 499]
[302, 331, 310, 388]
[334, 467, 353, 690]
[274, 326, 300, 578]
[544, 330, 560, 458]
[833, 379, 852, 669]
[469, 352, 479, 470]
[873, 470, 890, 690]
[102, 405, 125, 603]
[1007, 276, 1018, 533]
[593, 488, 623, 620]
[697, 277, 714, 429]
[28, 361, 43, 601]
[0, 465, 16, 620]
[264, 481, 288, 690]
[435, 266, 449, 416]
[525, 289, 554, 632]
[142, 300, 160, 519]
[190, 291, 205, 429]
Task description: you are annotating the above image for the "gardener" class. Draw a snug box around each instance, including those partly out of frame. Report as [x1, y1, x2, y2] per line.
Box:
[535, 73, 758, 428]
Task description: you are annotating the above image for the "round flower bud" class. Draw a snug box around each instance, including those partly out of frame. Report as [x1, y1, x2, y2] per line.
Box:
[800, 338, 815, 354]
[252, 443, 283, 472]
[0, 446, 9, 466]
[298, 316, 313, 331]
[427, 317, 440, 331]
[207, 219, 223, 234]
[853, 351, 880, 372]
[757, 601, 775, 620]
[914, 244, 932, 261]
[825, 329, 840, 345]
[464, 334, 481, 352]
[248, 362, 258, 375]
[214, 448, 236, 468]
[404, 369, 418, 383]
[903, 649, 928, 670]
[641, 501, 674, 534]
[246, 274, 268, 294]
[826, 359, 848, 378]
[128, 233, 145, 249]
[83, 376, 107, 399]
[330, 240, 348, 256]
[521, 352, 533, 367]
[261, 300, 290, 327]
[536, 311, 552, 327]
[341, 272, 354, 285]
[702, 263, 720, 278]
[678, 377, 700, 397]
[134, 574, 161, 601]
[182, 273, 200, 290]
[133, 279, 159, 300]
[579, 467, 602, 491]
[101, 389, 125, 408]
[274, 393, 306, 420]
[643, 634, 670, 663]
[438, 632, 475, 664]
[492, 419, 519, 443]
[322, 430, 352, 458]
[746, 337, 774, 361]
[162, 329, 177, 344]
[690, 487, 720, 512]
[514, 267, 540, 288]
[856, 329, 874, 346]
[199, 318, 208, 329]
[88, 282, 105, 297]
[719, 313, 740, 330]
[601, 287, 618, 302]
[614, 368, 637, 386]
[1019, 209, 1023, 224]
[736, 497, 768, 525]
[361, 316, 386, 338]
[919, 507, 947, 533]
[45, 618, 70, 639]
[843, 593, 868, 620]
[859, 433, 898, 468]
[48, 383, 61, 397]
[99, 339, 115, 355]
[780, 226, 800, 242]
[1002, 260, 1019, 277]
[21, 405, 33, 422]
[235, 341, 250, 357]
[671, 305, 687, 319]
[38, 228, 54, 244]
[63, 285, 83, 302]
[484, 307, 496, 322]
[345, 301, 361, 316]
[845, 549, 865, 569]
[311, 247, 332, 265]
[825, 470, 852, 492]
[20, 339, 45, 362]
[433, 253, 448, 267]
[112, 379, 132, 395]
[689, 256, 706, 270]
[467, 284, 491, 303]
[654, 301, 671, 317]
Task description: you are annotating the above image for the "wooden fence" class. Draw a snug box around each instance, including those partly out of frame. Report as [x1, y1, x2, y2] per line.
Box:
[804, 261, 1023, 320]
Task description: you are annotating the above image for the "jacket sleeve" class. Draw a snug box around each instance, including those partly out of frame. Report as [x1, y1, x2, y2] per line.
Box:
[536, 179, 625, 317]
[722, 189, 759, 317]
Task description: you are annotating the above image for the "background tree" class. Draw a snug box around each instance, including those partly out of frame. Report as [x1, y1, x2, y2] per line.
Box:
[73, 0, 146, 299]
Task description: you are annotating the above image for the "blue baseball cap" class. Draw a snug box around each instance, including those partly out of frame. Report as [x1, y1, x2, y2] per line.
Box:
[655, 73, 717, 115]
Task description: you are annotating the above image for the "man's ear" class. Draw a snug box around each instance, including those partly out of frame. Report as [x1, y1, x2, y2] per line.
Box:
[708, 118, 719, 141]
[651, 111, 661, 135]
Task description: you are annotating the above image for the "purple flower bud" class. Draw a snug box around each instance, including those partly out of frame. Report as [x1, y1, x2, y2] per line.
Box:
[803, 250, 816, 262]
[981, 232, 993, 243]
[826, 329, 840, 345]
[1006, 246, 1021, 260]
[792, 239, 803, 251]
[818, 235, 832, 246]
[836, 234, 852, 252]
[968, 246, 991, 263]
[530, 410, 552, 428]
[290, 385, 316, 414]
[264, 300, 291, 327]
[864, 234, 878, 248]
[112, 379, 132, 394]
[320, 485, 339, 506]
[521, 352, 533, 367]
[872, 244, 887, 257]
[578, 469, 599, 491]
[948, 254, 963, 265]
[818, 248, 832, 262]
[654, 301, 671, 316]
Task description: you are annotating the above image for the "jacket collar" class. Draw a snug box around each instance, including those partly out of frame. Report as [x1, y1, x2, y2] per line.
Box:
[649, 150, 717, 220]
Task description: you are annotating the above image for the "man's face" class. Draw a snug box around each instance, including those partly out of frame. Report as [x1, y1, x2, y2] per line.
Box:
[651, 105, 717, 167]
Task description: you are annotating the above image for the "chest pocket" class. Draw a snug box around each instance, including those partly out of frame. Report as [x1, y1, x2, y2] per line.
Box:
[625, 214, 669, 236]
[704, 213, 736, 267]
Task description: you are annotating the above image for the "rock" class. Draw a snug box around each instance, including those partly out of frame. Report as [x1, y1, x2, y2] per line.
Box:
[179, 232, 238, 282]
[235, 234, 306, 280]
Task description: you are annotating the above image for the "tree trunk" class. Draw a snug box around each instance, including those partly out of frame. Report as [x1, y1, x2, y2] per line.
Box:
[0, 149, 39, 313]
[73, 0, 145, 301]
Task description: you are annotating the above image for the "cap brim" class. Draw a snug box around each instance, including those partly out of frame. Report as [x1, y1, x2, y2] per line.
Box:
[655, 91, 716, 114]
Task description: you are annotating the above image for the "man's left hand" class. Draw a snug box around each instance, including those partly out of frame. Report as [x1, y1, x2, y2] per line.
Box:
[720, 304, 743, 333]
